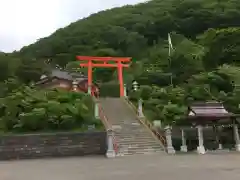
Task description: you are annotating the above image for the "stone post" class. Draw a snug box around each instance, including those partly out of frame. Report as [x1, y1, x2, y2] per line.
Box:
[218, 143, 223, 150]
[138, 98, 144, 118]
[72, 80, 78, 92]
[197, 125, 206, 154]
[94, 100, 100, 119]
[88, 85, 91, 95]
[124, 84, 127, 97]
[106, 129, 116, 158]
[233, 124, 240, 152]
[164, 126, 175, 154]
[214, 125, 223, 150]
[180, 129, 187, 152]
[153, 120, 162, 128]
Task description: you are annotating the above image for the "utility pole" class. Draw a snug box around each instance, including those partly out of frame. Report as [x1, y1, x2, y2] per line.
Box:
[168, 33, 173, 86]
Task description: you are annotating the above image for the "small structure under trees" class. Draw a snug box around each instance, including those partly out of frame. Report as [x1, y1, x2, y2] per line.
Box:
[165, 101, 240, 154]
[36, 69, 99, 96]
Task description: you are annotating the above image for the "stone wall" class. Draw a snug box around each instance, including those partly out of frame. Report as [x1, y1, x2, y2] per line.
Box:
[0, 131, 106, 160]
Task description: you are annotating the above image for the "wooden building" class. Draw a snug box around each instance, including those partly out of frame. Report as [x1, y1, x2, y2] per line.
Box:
[163, 101, 240, 153]
[36, 69, 99, 96]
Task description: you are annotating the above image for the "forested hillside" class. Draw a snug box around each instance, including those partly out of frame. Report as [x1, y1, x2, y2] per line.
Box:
[1, 0, 240, 127]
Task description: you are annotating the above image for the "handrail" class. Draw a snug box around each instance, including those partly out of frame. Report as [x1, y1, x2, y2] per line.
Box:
[123, 97, 167, 150]
[98, 103, 119, 154]
[98, 103, 111, 129]
[93, 97, 119, 154]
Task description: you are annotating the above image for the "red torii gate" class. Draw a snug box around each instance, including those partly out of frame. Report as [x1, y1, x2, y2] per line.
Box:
[76, 56, 131, 97]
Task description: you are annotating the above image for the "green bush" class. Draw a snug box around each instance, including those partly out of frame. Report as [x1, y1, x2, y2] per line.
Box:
[0, 86, 103, 133]
[99, 82, 120, 97]
[143, 109, 158, 122]
[140, 85, 153, 100]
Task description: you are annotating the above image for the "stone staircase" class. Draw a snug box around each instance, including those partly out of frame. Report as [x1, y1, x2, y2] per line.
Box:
[99, 97, 165, 156]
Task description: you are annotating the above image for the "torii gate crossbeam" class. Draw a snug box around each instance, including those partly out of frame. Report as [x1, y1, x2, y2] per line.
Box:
[76, 56, 131, 97]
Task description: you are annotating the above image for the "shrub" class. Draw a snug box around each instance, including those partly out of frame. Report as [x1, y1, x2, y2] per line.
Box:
[99, 82, 120, 97]
[0, 86, 103, 133]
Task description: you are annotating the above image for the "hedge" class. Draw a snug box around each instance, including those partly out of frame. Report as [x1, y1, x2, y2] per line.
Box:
[99, 82, 120, 97]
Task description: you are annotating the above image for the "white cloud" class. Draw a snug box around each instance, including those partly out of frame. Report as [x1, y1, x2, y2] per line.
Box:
[0, 0, 146, 52]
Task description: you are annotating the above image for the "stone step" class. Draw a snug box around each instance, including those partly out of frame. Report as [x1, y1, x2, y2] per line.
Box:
[115, 134, 152, 137]
[115, 132, 161, 140]
[116, 135, 154, 139]
[111, 121, 141, 123]
[118, 151, 164, 156]
[118, 151, 164, 155]
[118, 140, 163, 145]
[112, 126, 146, 129]
[112, 125, 146, 128]
[118, 148, 164, 155]
[118, 144, 163, 149]
[117, 136, 158, 140]
[113, 126, 146, 129]
[115, 130, 151, 133]
[115, 131, 150, 134]
[117, 138, 157, 142]
[112, 127, 148, 131]
[116, 135, 154, 138]
[118, 152, 162, 156]
[119, 146, 163, 150]
[118, 140, 160, 144]
[111, 120, 140, 123]
[111, 121, 139, 123]
[115, 131, 151, 134]
[118, 137, 160, 141]
[121, 147, 164, 152]
[99, 98, 165, 156]
[111, 122, 140, 124]
[118, 141, 161, 146]
[116, 134, 150, 136]
[115, 131, 154, 134]
[119, 147, 163, 151]
[119, 143, 162, 148]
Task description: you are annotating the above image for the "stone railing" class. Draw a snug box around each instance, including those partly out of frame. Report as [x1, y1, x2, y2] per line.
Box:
[0, 131, 106, 160]
[99, 103, 119, 156]
[123, 97, 167, 151]
[93, 97, 118, 157]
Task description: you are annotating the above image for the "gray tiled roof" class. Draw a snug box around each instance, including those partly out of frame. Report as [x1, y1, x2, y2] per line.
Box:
[188, 101, 230, 116]
[50, 69, 87, 81]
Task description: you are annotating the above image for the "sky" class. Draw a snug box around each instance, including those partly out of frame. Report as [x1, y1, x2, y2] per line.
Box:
[0, 0, 146, 52]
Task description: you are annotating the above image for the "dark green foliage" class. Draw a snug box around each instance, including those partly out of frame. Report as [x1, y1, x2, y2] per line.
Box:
[199, 28, 240, 69]
[0, 87, 102, 133]
[99, 82, 120, 97]
[1, 0, 240, 126]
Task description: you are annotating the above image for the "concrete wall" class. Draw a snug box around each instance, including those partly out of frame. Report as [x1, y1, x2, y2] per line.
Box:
[0, 131, 106, 160]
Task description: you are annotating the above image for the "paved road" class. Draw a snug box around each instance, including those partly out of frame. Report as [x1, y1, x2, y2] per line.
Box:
[1, 154, 240, 180]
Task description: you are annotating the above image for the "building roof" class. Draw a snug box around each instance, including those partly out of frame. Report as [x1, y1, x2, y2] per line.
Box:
[36, 69, 100, 89]
[188, 101, 234, 121]
[37, 69, 88, 84]
[50, 69, 87, 81]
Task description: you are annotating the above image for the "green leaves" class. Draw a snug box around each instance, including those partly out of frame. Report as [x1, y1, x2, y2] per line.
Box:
[161, 102, 187, 126]
[200, 27, 240, 68]
[18, 108, 46, 131]
[129, 85, 188, 125]
[0, 87, 101, 133]
[1, 0, 240, 130]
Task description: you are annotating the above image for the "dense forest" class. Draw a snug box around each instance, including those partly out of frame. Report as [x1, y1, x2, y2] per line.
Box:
[1, 0, 240, 129]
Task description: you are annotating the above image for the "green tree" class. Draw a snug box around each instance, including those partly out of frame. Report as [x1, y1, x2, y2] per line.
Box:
[199, 28, 240, 69]
[0, 87, 100, 133]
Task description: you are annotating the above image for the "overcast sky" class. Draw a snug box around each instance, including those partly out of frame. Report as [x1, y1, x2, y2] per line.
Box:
[0, 0, 146, 52]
